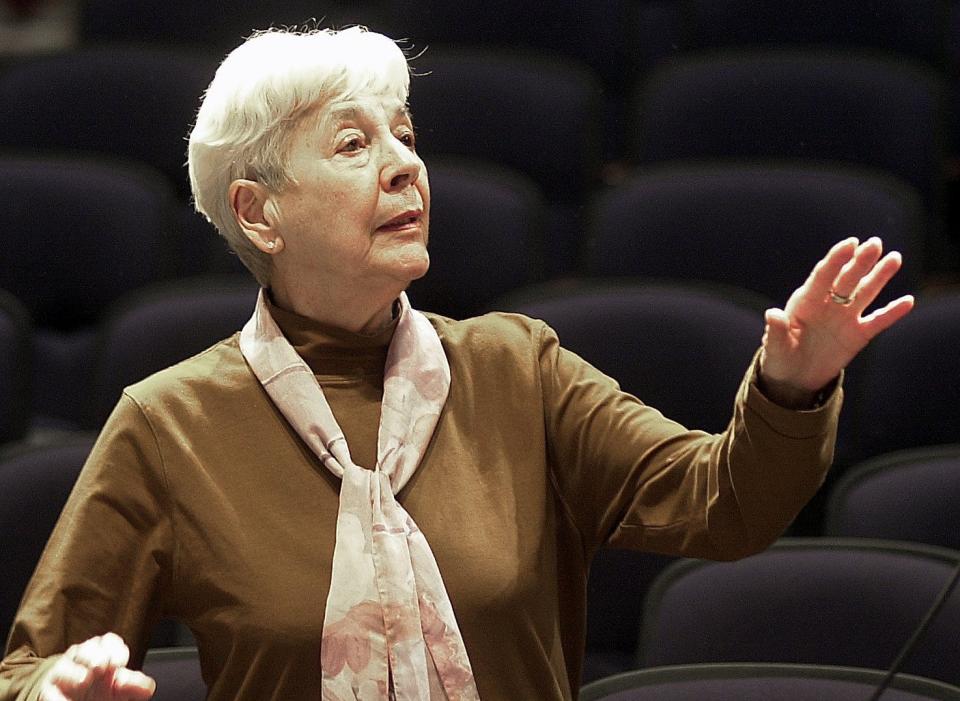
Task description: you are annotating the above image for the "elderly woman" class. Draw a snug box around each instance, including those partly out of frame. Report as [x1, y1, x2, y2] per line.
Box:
[1, 27, 913, 701]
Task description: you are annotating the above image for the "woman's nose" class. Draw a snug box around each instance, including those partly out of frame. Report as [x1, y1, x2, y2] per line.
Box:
[380, 138, 422, 192]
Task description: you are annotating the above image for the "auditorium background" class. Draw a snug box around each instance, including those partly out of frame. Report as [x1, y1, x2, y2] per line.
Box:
[2, 1, 960, 696]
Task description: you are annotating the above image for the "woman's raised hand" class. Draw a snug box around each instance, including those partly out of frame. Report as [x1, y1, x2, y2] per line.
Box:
[38, 632, 155, 701]
[759, 237, 914, 408]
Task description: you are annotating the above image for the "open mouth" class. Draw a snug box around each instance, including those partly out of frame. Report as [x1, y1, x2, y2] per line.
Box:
[379, 211, 422, 230]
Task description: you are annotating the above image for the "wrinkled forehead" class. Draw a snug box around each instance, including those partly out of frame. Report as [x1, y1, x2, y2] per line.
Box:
[292, 90, 412, 141]
[297, 65, 409, 121]
[325, 93, 412, 123]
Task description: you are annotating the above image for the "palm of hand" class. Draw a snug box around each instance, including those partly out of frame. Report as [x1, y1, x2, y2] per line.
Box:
[760, 237, 914, 397]
[774, 284, 874, 390]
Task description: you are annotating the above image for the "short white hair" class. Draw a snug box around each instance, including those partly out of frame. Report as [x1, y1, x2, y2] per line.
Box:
[188, 26, 411, 285]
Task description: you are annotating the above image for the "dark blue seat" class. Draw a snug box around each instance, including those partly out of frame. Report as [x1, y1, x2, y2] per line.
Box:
[629, 50, 948, 232]
[582, 549, 677, 685]
[384, 0, 679, 177]
[142, 647, 205, 701]
[586, 164, 922, 305]
[0, 47, 218, 200]
[0, 156, 180, 428]
[0, 156, 177, 330]
[178, 206, 248, 277]
[844, 292, 960, 464]
[497, 281, 767, 433]
[84, 277, 258, 430]
[388, 0, 640, 107]
[410, 46, 602, 204]
[407, 46, 603, 274]
[407, 158, 545, 319]
[639, 538, 960, 687]
[0, 436, 95, 641]
[679, 0, 951, 68]
[581, 663, 960, 701]
[79, 1, 388, 51]
[824, 445, 960, 551]
[0, 290, 31, 446]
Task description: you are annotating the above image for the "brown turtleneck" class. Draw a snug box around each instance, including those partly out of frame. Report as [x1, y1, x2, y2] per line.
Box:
[265, 296, 396, 470]
[1, 305, 841, 701]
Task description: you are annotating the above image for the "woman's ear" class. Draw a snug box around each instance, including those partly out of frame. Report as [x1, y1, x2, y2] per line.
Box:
[229, 179, 284, 254]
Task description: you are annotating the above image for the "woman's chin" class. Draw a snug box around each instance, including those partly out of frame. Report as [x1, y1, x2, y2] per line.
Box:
[387, 246, 430, 282]
[407, 257, 431, 281]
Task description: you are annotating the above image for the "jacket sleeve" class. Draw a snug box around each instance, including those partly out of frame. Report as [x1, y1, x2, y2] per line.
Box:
[0, 394, 174, 700]
[539, 323, 841, 560]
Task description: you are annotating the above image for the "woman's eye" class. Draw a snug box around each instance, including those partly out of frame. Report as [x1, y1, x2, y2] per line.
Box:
[399, 131, 416, 150]
[340, 136, 364, 153]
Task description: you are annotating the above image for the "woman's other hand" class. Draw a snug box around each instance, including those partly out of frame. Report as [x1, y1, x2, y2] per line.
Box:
[38, 632, 156, 701]
[759, 236, 914, 408]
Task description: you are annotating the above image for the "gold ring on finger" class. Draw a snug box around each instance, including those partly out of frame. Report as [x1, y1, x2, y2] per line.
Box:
[828, 289, 856, 306]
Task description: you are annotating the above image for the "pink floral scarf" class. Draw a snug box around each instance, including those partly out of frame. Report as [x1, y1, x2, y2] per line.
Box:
[239, 290, 480, 700]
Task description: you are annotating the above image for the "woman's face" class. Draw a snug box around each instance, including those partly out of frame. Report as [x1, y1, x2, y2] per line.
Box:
[269, 89, 430, 305]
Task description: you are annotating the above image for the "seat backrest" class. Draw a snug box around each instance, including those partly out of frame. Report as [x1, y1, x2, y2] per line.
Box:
[0, 290, 31, 445]
[0, 156, 178, 330]
[407, 158, 545, 319]
[0, 48, 218, 199]
[0, 436, 95, 639]
[844, 292, 960, 462]
[84, 277, 259, 430]
[408, 46, 603, 205]
[499, 281, 766, 433]
[386, 0, 641, 103]
[580, 662, 960, 701]
[639, 538, 960, 687]
[142, 646, 206, 701]
[629, 50, 948, 213]
[585, 164, 922, 304]
[79, 1, 387, 51]
[679, 0, 951, 68]
[823, 445, 960, 551]
[583, 549, 677, 684]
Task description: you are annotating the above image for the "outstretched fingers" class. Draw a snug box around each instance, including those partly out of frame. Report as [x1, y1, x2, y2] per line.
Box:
[803, 237, 859, 298]
[828, 237, 884, 301]
[848, 250, 904, 311]
[861, 294, 915, 340]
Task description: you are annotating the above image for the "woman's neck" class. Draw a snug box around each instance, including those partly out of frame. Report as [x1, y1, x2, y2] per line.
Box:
[267, 279, 399, 336]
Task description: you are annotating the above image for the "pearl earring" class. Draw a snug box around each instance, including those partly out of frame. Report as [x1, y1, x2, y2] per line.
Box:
[266, 240, 276, 250]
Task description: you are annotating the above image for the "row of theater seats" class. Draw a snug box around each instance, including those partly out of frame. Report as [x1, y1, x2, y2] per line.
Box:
[2, 272, 958, 462]
[122, 630, 960, 701]
[1, 267, 958, 456]
[581, 661, 960, 700]
[70, 0, 960, 171]
[0, 155, 547, 330]
[585, 534, 960, 692]
[2, 433, 959, 696]
[0, 152, 930, 325]
[3, 149, 934, 307]
[0, 34, 957, 277]
[0, 153, 944, 429]
[73, 0, 959, 76]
